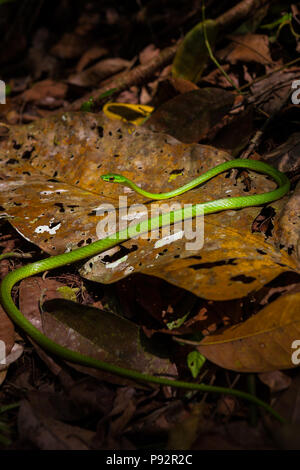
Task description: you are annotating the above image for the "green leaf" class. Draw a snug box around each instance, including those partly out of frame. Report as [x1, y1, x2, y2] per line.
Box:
[172, 19, 218, 82]
[187, 350, 206, 378]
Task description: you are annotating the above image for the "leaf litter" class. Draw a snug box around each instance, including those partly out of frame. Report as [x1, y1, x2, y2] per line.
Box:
[0, 0, 300, 450]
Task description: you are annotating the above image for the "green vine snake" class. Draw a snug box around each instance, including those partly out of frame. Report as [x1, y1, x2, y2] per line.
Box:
[0, 159, 290, 423]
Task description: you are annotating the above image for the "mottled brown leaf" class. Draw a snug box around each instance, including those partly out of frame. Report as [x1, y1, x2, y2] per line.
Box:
[146, 89, 235, 143]
[217, 34, 273, 65]
[19, 276, 177, 384]
[196, 288, 300, 372]
[0, 112, 297, 303]
[42, 298, 177, 384]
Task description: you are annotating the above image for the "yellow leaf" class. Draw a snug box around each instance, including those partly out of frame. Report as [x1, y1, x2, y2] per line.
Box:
[102, 102, 154, 126]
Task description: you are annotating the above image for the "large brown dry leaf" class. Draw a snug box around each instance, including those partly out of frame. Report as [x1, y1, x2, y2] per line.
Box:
[146, 89, 235, 143]
[217, 34, 273, 65]
[196, 288, 300, 372]
[43, 299, 177, 384]
[0, 111, 297, 302]
[172, 19, 218, 82]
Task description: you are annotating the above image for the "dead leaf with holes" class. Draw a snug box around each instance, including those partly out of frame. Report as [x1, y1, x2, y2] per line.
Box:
[0, 111, 297, 300]
[0, 111, 299, 373]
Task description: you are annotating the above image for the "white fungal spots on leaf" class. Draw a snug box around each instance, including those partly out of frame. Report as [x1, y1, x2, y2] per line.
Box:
[35, 223, 61, 235]
[154, 230, 184, 248]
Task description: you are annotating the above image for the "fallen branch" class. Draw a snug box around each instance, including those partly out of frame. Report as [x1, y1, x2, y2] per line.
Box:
[70, 43, 179, 111]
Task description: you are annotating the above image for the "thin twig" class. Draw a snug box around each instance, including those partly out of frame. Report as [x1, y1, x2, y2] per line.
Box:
[202, 1, 243, 95]
[216, 0, 276, 31]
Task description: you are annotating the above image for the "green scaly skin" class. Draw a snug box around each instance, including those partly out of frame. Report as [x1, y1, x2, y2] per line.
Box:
[0, 159, 290, 423]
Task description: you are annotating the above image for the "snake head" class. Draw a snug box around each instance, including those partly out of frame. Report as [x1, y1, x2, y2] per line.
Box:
[101, 173, 127, 184]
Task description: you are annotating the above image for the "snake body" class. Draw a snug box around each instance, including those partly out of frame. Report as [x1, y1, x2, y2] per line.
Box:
[0, 159, 290, 421]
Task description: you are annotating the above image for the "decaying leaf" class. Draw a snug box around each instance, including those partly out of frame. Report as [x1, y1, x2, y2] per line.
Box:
[18, 276, 177, 384]
[42, 298, 177, 384]
[0, 111, 297, 303]
[172, 19, 218, 82]
[18, 398, 95, 450]
[146, 89, 235, 143]
[217, 34, 273, 65]
[196, 288, 300, 372]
